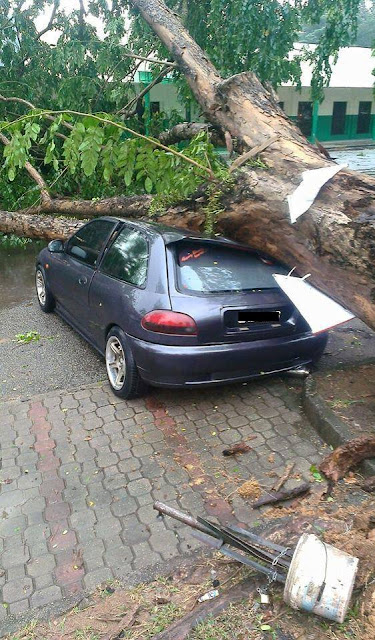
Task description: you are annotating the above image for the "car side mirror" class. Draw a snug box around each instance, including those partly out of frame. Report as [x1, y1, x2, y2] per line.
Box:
[48, 239, 64, 253]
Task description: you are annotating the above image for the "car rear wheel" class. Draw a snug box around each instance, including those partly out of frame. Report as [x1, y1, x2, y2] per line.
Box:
[35, 266, 55, 312]
[105, 327, 148, 399]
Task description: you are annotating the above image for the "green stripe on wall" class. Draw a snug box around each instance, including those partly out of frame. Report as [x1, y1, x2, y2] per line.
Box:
[290, 115, 375, 141]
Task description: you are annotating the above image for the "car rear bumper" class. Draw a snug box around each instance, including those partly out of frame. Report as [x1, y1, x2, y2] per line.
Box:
[128, 332, 328, 388]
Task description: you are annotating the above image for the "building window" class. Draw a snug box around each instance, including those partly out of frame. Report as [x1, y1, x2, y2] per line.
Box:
[297, 102, 312, 137]
[357, 101, 372, 134]
[150, 101, 160, 115]
[331, 102, 347, 135]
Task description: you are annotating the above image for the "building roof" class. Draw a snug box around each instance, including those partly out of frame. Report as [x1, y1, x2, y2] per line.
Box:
[283, 45, 375, 88]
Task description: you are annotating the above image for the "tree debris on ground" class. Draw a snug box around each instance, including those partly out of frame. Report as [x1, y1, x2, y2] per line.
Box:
[237, 478, 261, 499]
[252, 483, 311, 508]
[319, 436, 375, 482]
[222, 442, 253, 456]
[272, 463, 295, 492]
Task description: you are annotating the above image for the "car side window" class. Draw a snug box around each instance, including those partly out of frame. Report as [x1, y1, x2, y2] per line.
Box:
[67, 220, 115, 267]
[100, 226, 149, 287]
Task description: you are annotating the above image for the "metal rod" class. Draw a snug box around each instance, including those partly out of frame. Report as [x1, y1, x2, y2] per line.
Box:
[226, 524, 294, 557]
[191, 531, 286, 583]
[153, 501, 218, 538]
[197, 517, 290, 569]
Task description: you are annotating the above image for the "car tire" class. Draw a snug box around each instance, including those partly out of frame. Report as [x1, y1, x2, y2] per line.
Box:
[105, 326, 148, 399]
[35, 265, 55, 313]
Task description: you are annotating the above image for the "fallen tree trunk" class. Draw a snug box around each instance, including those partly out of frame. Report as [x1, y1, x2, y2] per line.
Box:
[39, 194, 151, 219]
[0, 210, 84, 239]
[128, 0, 375, 331]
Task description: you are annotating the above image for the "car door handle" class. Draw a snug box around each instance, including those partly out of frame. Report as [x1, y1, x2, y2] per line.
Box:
[78, 276, 88, 285]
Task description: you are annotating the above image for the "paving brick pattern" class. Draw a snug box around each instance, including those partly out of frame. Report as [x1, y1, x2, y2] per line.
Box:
[0, 377, 326, 619]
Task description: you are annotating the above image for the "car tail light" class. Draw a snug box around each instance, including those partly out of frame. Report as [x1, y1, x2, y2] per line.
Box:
[141, 310, 198, 335]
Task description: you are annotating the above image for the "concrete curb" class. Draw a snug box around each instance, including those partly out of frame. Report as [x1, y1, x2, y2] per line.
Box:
[303, 376, 375, 477]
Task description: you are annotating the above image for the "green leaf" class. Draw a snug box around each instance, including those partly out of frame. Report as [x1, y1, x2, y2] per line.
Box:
[145, 176, 153, 193]
[310, 464, 323, 482]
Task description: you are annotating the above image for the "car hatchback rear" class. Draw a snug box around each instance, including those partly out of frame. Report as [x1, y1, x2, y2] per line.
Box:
[130, 237, 328, 387]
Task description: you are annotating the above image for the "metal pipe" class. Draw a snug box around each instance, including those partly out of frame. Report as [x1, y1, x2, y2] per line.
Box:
[226, 524, 294, 557]
[285, 367, 310, 378]
[153, 501, 217, 538]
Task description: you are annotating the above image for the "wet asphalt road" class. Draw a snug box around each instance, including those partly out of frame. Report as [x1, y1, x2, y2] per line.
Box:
[1, 298, 375, 403]
[0, 300, 106, 402]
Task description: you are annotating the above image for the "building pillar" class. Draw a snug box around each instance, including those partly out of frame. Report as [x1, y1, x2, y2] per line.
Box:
[311, 100, 319, 142]
[143, 85, 151, 135]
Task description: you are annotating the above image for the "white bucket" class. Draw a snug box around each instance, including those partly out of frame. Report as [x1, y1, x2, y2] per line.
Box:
[283, 533, 359, 623]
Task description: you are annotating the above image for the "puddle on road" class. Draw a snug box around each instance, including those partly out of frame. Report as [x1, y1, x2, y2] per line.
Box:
[331, 146, 375, 176]
[0, 241, 45, 310]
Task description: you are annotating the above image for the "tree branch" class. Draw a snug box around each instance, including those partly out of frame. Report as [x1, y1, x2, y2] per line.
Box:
[0, 94, 72, 139]
[35, 0, 59, 41]
[123, 51, 177, 68]
[0, 131, 50, 202]
[118, 65, 174, 116]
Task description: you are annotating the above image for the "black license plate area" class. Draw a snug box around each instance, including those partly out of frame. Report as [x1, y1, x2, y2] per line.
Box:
[238, 311, 280, 324]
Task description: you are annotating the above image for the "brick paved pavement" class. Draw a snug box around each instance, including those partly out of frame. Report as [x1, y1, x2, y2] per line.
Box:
[0, 377, 326, 627]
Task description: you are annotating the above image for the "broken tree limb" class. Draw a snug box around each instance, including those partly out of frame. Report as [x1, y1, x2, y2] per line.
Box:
[228, 134, 279, 173]
[252, 482, 311, 508]
[159, 122, 225, 146]
[319, 436, 375, 482]
[272, 463, 295, 493]
[153, 579, 256, 640]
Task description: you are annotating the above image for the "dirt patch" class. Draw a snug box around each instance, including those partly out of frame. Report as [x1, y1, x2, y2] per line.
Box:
[315, 364, 375, 435]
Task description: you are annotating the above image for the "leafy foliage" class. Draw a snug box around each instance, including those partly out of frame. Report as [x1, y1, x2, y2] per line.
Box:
[0, 0, 367, 216]
[1, 112, 225, 206]
[128, 0, 361, 100]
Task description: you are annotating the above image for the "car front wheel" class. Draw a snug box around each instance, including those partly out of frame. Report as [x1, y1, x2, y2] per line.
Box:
[35, 266, 55, 312]
[105, 326, 147, 399]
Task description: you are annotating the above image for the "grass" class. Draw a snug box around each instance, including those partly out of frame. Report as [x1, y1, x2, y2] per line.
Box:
[14, 331, 41, 344]
[7, 621, 38, 640]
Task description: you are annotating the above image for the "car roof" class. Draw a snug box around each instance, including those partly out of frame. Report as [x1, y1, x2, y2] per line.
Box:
[100, 216, 246, 248]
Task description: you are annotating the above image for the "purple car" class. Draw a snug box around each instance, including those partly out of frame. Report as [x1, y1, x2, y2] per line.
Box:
[35, 217, 327, 398]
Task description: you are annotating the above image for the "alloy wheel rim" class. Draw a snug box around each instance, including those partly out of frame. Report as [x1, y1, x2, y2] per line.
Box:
[36, 270, 46, 305]
[106, 336, 126, 390]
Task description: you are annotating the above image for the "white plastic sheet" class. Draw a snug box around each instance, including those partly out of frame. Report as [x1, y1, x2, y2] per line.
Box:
[273, 273, 354, 334]
[287, 164, 346, 224]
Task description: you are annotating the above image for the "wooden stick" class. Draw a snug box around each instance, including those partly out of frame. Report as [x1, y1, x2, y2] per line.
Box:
[229, 134, 279, 173]
[101, 604, 139, 640]
[272, 463, 295, 493]
[153, 579, 255, 640]
[252, 482, 311, 509]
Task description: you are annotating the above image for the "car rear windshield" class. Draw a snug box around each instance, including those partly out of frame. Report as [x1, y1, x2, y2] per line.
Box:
[174, 242, 289, 293]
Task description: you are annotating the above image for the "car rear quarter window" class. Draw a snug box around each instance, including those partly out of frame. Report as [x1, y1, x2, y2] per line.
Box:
[67, 219, 115, 267]
[100, 227, 148, 287]
[174, 242, 289, 293]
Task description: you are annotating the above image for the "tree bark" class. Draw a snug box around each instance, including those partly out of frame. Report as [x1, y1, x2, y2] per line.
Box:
[319, 436, 375, 482]
[0, 210, 84, 240]
[159, 122, 225, 146]
[129, 0, 375, 331]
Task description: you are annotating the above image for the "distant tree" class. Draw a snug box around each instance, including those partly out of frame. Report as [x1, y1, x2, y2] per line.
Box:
[301, 0, 375, 48]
